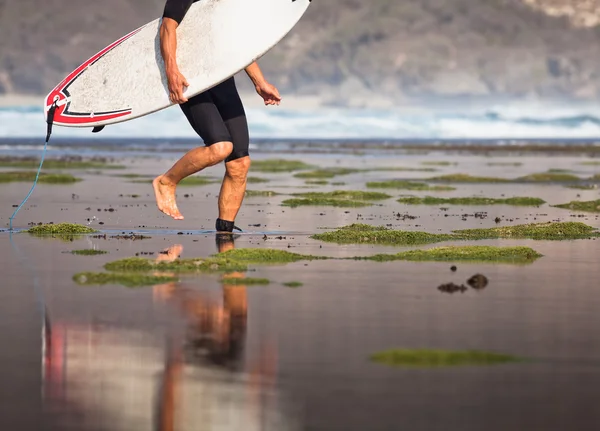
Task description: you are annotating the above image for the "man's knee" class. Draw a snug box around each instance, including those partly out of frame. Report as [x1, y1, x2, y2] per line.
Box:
[225, 156, 251, 182]
[208, 141, 233, 163]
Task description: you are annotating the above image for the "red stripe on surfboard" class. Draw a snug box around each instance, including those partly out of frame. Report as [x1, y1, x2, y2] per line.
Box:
[45, 26, 143, 125]
[53, 110, 132, 125]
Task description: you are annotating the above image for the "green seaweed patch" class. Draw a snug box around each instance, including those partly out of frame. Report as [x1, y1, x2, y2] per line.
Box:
[579, 161, 600, 165]
[283, 281, 303, 288]
[553, 200, 600, 213]
[294, 168, 361, 179]
[305, 180, 329, 185]
[71, 249, 108, 256]
[547, 169, 574, 173]
[366, 180, 455, 191]
[27, 223, 98, 235]
[73, 272, 177, 287]
[0, 157, 124, 170]
[311, 224, 453, 246]
[284, 188, 391, 206]
[247, 177, 270, 183]
[245, 190, 280, 197]
[282, 198, 373, 208]
[453, 221, 599, 240]
[397, 196, 545, 206]
[179, 176, 220, 186]
[428, 174, 511, 183]
[312, 222, 598, 246]
[222, 277, 270, 286]
[115, 173, 151, 179]
[0, 171, 81, 184]
[518, 172, 581, 182]
[331, 182, 346, 186]
[216, 248, 325, 263]
[566, 184, 598, 190]
[295, 191, 391, 200]
[251, 159, 314, 173]
[104, 256, 248, 273]
[370, 349, 524, 368]
[360, 246, 542, 264]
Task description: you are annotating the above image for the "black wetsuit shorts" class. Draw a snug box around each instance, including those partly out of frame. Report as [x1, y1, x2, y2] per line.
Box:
[163, 0, 250, 163]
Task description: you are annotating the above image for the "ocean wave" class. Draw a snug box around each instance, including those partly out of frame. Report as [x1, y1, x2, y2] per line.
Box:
[2, 103, 600, 140]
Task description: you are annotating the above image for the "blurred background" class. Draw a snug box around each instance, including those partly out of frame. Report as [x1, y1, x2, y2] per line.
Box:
[3, 0, 600, 140]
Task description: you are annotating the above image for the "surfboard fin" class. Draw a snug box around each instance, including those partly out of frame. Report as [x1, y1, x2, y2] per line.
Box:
[92, 126, 105, 133]
[46, 101, 58, 143]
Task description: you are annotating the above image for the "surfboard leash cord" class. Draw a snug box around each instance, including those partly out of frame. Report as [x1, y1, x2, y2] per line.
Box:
[8, 100, 58, 232]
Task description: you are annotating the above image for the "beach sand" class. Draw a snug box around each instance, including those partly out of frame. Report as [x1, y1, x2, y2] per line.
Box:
[1, 149, 600, 430]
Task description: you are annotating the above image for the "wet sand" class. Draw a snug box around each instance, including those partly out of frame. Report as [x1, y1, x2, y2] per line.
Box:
[1, 150, 600, 430]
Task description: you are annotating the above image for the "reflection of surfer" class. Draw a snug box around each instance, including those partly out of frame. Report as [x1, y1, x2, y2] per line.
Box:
[154, 237, 280, 430]
[153, 238, 248, 368]
[152, 0, 282, 228]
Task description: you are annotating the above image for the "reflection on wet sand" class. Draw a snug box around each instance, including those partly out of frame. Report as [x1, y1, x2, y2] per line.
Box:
[42, 235, 300, 431]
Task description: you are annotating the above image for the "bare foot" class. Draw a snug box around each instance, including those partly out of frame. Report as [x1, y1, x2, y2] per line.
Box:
[152, 175, 184, 220]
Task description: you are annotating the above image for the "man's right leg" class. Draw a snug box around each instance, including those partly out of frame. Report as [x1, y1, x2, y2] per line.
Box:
[153, 91, 234, 220]
[153, 142, 232, 220]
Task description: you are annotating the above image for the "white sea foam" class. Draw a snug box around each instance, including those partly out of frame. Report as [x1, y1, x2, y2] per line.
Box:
[2, 102, 600, 140]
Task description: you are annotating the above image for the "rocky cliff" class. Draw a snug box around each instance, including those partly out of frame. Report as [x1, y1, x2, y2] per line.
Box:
[2, 0, 600, 106]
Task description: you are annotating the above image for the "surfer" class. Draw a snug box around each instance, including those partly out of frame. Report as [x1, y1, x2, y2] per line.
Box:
[152, 0, 282, 233]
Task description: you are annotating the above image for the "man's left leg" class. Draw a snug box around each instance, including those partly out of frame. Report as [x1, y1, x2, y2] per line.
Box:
[210, 77, 250, 233]
[217, 155, 251, 231]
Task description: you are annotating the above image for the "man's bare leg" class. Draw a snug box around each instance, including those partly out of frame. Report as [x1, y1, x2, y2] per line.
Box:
[153, 141, 233, 220]
[217, 156, 251, 226]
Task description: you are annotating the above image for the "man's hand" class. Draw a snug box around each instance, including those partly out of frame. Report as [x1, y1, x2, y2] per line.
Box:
[167, 68, 190, 104]
[255, 81, 281, 106]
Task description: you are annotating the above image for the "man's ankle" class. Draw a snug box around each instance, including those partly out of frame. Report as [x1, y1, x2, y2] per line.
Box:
[216, 218, 235, 232]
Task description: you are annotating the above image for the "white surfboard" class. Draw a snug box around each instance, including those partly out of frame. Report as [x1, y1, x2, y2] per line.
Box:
[44, 0, 312, 129]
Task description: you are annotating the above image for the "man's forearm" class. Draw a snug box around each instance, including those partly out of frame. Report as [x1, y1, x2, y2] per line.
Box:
[245, 62, 267, 87]
[160, 19, 180, 73]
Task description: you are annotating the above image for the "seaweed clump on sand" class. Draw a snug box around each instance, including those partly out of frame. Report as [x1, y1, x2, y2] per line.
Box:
[0, 156, 125, 170]
[247, 176, 270, 183]
[216, 248, 325, 263]
[179, 176, 220, 186]
[517, 172, 581, 182]
[71, 249, 108, 256]
[73, 272, 177, 287]
[282, 190, 391, 208]
[358, 246, 542, 264]
[77, 247, 326, 288]
[370, 349, 524, 368]
[553, 200, 600, 213]
[566, 184, 597, 190]
[283, 281, 303, 288]
[245, 190, 279, 197]
[104, 256, 248, 274]
[23, 223, 98, 241]
[251, 159, 314, 173]
[427, 174, 511, 183]
[397, 196, 546, 206]
[294, 168, 361, 179]
[366, 180, 455, 191]
[0, 171, 81, 184]
[453, 221, 599, 240]
[310, 224, 454, 246]
[312, 222, 599, 246]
